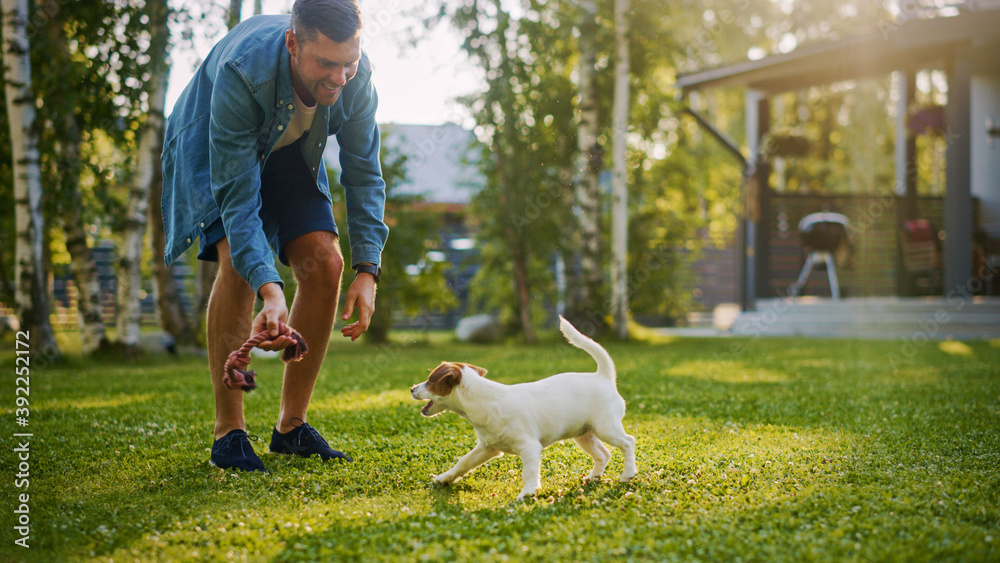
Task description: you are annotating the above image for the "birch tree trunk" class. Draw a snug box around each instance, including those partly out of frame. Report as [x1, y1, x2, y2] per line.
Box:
[566, 0, 604, 337]
[117, 0, 170, 353]
[59, 115, 108, 353]
[46, 12, 109, 354]
[148, 13, 194, 346]
[228, 0, 242, 29]
[610, 0, 630, 339]
[496, 7, 536, 342]
[149, 107, 194, 346]
[3, 0, 60, 357]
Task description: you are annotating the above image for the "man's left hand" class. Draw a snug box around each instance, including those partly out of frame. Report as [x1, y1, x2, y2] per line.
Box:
[341, 272, 376, 341]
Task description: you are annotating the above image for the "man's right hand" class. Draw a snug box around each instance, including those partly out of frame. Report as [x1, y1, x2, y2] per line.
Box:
[251, 282, 292, 350]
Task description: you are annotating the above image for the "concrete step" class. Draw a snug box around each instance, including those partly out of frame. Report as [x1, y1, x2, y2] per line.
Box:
[730, 297, 1000, 340]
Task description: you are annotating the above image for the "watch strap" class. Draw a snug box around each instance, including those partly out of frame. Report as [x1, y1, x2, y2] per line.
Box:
[353, 263, 381, 283]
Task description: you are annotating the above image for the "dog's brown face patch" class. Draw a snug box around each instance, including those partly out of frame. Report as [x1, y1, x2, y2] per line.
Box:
[426, 362, 463, 396]
[415, 363, 491, 417]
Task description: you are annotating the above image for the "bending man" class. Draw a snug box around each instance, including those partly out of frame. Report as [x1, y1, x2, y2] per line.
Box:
[161, 0, 387, 472]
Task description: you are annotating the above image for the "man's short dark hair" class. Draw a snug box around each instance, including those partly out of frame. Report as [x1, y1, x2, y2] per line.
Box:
[290, 0, 362, 43]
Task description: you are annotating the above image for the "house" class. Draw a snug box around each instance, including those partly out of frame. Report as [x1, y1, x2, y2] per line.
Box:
[675, 5, 1000, 338]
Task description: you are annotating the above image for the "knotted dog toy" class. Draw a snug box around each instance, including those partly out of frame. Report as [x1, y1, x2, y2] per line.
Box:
[223, 323, 309, 392]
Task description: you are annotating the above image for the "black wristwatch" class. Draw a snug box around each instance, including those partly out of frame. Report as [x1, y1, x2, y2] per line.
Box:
[353, 263, 381, 283]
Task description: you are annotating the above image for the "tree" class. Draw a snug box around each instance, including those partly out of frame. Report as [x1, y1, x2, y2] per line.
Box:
[30, 0, 175, 355]
[566, 0, 605, 337]
[148, 1, 194, 347]
[117, 0, 170, 354]
[3, 0, 59, 357]
[228, 0, 241, 29]
[430, 0, 583, 340]
[36, 5, 109, 354]
[609, 0, 630, 339]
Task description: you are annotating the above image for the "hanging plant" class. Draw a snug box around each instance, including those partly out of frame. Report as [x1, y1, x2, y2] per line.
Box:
[763, 129, 812, 158]
[907, 104, 946, 135]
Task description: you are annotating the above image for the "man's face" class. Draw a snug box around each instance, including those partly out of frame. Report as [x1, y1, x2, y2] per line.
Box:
[286, 28, 361, 107]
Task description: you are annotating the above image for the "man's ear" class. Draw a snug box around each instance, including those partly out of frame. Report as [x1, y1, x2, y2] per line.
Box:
[285, 29, 298, 57]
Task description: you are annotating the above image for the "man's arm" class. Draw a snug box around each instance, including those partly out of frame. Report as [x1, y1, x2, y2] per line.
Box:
[209, 63, 284, 299]
[335, 64, 389, 269]
[334, 60, 388, 340]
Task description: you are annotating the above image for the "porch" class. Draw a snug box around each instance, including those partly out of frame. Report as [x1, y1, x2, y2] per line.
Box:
[674, 6, 1000, 339]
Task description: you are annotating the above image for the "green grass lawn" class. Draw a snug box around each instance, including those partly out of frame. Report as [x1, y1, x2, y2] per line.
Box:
[1, 331, 998, 562]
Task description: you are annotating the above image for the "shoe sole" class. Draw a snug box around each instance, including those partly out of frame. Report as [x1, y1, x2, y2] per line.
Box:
[208, 459, 269, 473]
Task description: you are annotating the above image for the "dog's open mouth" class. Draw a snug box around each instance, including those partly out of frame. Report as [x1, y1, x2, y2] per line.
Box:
[420, 400, 434, 415]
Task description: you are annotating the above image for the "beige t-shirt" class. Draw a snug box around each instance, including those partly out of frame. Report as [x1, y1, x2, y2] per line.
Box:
[271, 87, 317, 151]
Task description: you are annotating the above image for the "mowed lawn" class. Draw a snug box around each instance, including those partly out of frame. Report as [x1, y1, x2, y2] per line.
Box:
[1, 331, 998, 562]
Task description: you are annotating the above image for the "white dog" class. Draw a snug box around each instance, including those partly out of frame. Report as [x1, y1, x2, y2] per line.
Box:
[410, 316, 637, 500]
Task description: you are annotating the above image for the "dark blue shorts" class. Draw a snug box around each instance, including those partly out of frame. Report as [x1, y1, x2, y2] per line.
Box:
[198, 137, 338, 266]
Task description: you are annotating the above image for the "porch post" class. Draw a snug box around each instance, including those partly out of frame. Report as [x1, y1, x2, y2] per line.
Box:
[895, 70, 919, 295]
[744, 90, 770, 309]
[944, 47, 973, 294]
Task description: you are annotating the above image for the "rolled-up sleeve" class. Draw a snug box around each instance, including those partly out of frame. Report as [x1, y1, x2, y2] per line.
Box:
[335, 70, 389, 268]
[209, 64, 282, 296]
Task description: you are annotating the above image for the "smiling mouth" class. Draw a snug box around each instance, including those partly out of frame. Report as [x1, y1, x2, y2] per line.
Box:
[421, 401, 434, 415]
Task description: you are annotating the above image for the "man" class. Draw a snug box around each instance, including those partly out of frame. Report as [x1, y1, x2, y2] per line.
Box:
[161, 0, 388, 472]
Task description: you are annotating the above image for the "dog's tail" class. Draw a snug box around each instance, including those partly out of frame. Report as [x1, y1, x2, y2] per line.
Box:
[559, 316, 616, 382]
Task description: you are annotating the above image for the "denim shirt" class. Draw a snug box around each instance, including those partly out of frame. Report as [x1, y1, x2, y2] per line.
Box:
[161, 15, 388, 296]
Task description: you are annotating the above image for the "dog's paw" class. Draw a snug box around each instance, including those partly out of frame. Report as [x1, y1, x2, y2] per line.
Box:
[618, 471, 636, 483]
[432, 474, 453, 485]
[515, 489, 537, 501]
[583, 473, 603, 484]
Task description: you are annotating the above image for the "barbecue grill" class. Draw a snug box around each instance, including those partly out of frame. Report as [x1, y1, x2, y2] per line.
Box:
[789, 212, 850, 299]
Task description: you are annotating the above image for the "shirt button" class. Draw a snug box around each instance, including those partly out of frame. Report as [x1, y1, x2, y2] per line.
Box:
[277, 125, 284, 131]
[186, 237, 192, 244]
[278, 99, 284, 105]
[287, 104, 294, 110]
[200, 222, 205, 228]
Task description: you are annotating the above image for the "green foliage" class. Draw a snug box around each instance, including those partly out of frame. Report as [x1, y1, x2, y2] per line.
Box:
[439, 1, 577, 334]
[0, 335, 997, 561]
[0, 0, 171, 299]
[31, 0, 168, 223]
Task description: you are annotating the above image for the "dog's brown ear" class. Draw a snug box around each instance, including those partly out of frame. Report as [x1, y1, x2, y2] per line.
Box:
[468, 364, 488, 378]
[427, 362, 462, 396]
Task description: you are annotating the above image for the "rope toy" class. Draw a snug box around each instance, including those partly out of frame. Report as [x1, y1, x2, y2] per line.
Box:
[223, 323, 309, 392]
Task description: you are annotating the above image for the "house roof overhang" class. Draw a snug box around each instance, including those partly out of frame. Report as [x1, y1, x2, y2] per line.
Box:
[676, 8, 1000, 95]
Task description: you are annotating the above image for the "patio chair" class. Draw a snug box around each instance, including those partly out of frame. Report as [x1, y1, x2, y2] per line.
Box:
[899, 219, 942, 296]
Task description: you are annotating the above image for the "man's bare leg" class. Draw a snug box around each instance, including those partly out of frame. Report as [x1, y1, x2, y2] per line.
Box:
[207, 238, 257, 440]
[274, 231, 344, 433]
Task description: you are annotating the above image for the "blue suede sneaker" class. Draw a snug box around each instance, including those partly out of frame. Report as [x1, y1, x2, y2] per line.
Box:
[269, 418, 352, 462]
[210, 429, 268, 473]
